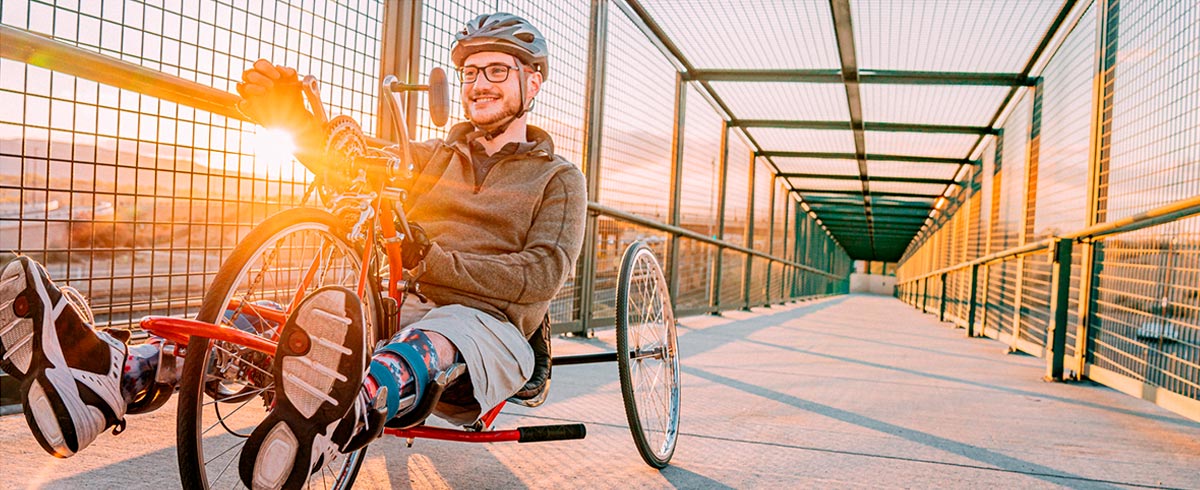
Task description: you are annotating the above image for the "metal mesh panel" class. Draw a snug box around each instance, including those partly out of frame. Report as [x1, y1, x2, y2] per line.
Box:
[994, 94, 1031, 340]
[752, 158, 772, 252]
[710, 82, 849, 121]
[723, 132, 752, 244]
[636, 0, 839, 70]
[589, 217, 669, 323]
[596, 2, 675, 217]
[864, 131, 979, 159]
[1034, 4, 1095, 238]
[1, 0, 383, 328]
[868, 160, 959, 180]
[748, 254, 768, 303]
[415, 0, 490, 140]
[746, 127, 856, 153]
[680, 84, 721, 233]
[853, 0, 1064, 72]
[861, 85, 1012, 126]
[1102, 2, 1200, 222]
[673, 84, 723, 311]
[674, 237, 714, 311]
[774, 157, 859, 176]
[786, 178, 863, 192]
[719, 248, 744, 306]
[1089, 0, 1200, 401]
[1090, 224, 1200, 400]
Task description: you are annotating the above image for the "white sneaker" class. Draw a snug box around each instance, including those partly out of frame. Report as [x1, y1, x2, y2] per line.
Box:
[239, 286, 381, 490]
[0, 254, 128, 458]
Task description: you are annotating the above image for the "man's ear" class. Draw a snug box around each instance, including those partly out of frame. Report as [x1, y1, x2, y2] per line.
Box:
[525, 71, 542, 104]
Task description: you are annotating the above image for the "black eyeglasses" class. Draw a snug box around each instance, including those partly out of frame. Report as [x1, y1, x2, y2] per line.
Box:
[457, 64, 520, 84]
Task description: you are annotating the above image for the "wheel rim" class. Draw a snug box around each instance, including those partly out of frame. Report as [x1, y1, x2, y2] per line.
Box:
[190, 221, 374, 489]
[624, 246, 680, 464]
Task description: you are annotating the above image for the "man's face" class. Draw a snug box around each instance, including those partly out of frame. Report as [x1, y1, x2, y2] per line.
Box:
[460, 52, 540, 130]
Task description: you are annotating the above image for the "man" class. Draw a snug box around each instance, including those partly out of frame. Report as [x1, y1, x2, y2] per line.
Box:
[0, 12, 587, 489]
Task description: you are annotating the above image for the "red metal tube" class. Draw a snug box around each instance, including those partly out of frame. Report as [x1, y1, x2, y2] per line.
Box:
[140, 316, 277, 356]
[383, 426, 522, 443]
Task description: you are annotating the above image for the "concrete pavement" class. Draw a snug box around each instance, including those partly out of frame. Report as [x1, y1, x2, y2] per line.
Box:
[2, 294, 1198, 489]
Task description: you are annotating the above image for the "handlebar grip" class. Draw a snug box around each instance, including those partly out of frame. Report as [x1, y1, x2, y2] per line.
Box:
[517, 423, 587, 443]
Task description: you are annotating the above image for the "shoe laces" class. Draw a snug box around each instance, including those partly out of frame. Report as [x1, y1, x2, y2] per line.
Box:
[60, 286, 95, 324]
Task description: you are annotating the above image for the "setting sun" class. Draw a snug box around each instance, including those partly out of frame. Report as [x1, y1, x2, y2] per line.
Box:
[249, 127, 300, 178]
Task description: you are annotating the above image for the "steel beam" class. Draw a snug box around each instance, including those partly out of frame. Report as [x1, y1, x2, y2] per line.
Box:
[818, 218, 928, 227]
[780, 173, 955, 185]
[805, 196, 934, 205]
[810, 207, 933, 217]
[759, 151, 969, 165]
[683, 69, 1036, 86]
[794, 189, 943, 199]
[733, 119, 998, 135]
[828, 0, 876, 258]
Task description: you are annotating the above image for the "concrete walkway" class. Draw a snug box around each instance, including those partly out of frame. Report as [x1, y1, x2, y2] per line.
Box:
[2, 294, 1198, 489]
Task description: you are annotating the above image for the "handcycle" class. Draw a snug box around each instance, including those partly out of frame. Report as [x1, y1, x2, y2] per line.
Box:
[137, 67, 681, 488]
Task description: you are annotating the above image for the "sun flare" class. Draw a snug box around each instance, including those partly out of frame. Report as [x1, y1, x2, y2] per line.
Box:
[250, 127, 300, 178]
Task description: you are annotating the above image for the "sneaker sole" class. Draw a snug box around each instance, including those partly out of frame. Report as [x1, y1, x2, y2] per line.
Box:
[0, 256, 114, 457]
[240, 286, 365, 490]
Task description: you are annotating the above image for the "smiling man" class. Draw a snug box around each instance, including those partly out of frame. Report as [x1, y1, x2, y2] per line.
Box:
[0, 12, 587, 490]
[236, 12, 589, 488]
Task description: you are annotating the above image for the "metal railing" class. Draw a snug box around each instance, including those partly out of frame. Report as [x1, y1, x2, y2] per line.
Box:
[898, 195, 1200, 378]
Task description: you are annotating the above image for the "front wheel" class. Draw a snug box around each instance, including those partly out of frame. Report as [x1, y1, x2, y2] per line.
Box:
[176, 208, 380, 489]
[615, 241, 681, 468]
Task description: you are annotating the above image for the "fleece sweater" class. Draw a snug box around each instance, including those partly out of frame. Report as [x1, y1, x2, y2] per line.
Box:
[404, 122, 587, 338]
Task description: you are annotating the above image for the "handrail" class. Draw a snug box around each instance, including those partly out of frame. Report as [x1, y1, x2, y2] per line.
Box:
[898, 194, 1200, 284]
[589, 202, 840, 279]
[0, 24, 395, 147]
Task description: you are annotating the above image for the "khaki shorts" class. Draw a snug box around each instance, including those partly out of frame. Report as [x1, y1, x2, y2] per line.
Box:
[398, 297, 533, 425]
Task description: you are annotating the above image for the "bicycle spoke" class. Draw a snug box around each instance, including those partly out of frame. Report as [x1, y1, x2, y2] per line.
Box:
[204, 436, 245, 466]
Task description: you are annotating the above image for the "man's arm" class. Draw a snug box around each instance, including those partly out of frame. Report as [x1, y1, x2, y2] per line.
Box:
[420, 168, 587, 304]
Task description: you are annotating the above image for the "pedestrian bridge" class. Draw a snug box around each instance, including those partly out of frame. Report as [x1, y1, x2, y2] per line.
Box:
[1, 295, 1197, 487]
[1, 0, 1198, 486]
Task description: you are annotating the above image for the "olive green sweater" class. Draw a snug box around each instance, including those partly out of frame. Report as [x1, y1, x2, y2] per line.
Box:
[406, 123, 587, 338]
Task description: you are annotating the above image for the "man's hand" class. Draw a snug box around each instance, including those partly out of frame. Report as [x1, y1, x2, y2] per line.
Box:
[235, 60, 318, 135]
[402, 222, 432, 269]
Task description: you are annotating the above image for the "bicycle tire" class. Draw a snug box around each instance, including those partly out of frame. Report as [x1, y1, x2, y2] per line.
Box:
[615, 241, 681, 469]
[177, 207, 381, 489]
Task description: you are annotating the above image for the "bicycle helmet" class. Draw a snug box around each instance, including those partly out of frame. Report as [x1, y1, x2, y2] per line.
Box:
[452, 13, 549, 81]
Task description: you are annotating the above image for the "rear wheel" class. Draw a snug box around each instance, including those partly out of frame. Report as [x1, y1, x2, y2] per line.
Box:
[176, 208, 380, 489]
[615, 241, 681, 468]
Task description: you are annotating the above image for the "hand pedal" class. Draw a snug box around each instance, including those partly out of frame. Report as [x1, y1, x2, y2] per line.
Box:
[516, 424, 586, 443]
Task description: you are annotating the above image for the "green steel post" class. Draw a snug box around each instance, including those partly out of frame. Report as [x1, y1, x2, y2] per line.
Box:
[710, 121, 730, 311]
[922, 277, 929, 313]
[939, 273, 948, 322]
[742, 154, 756, 310]
[574, 0, 609, 335]
[1075, 0, 1119, 377]
[1046, 238, 1074, 381]
[378, 0, 423, 141]
[967, 263, 980, 337]
[765, 175, 776, 305]
[666, 71, 687, 307]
